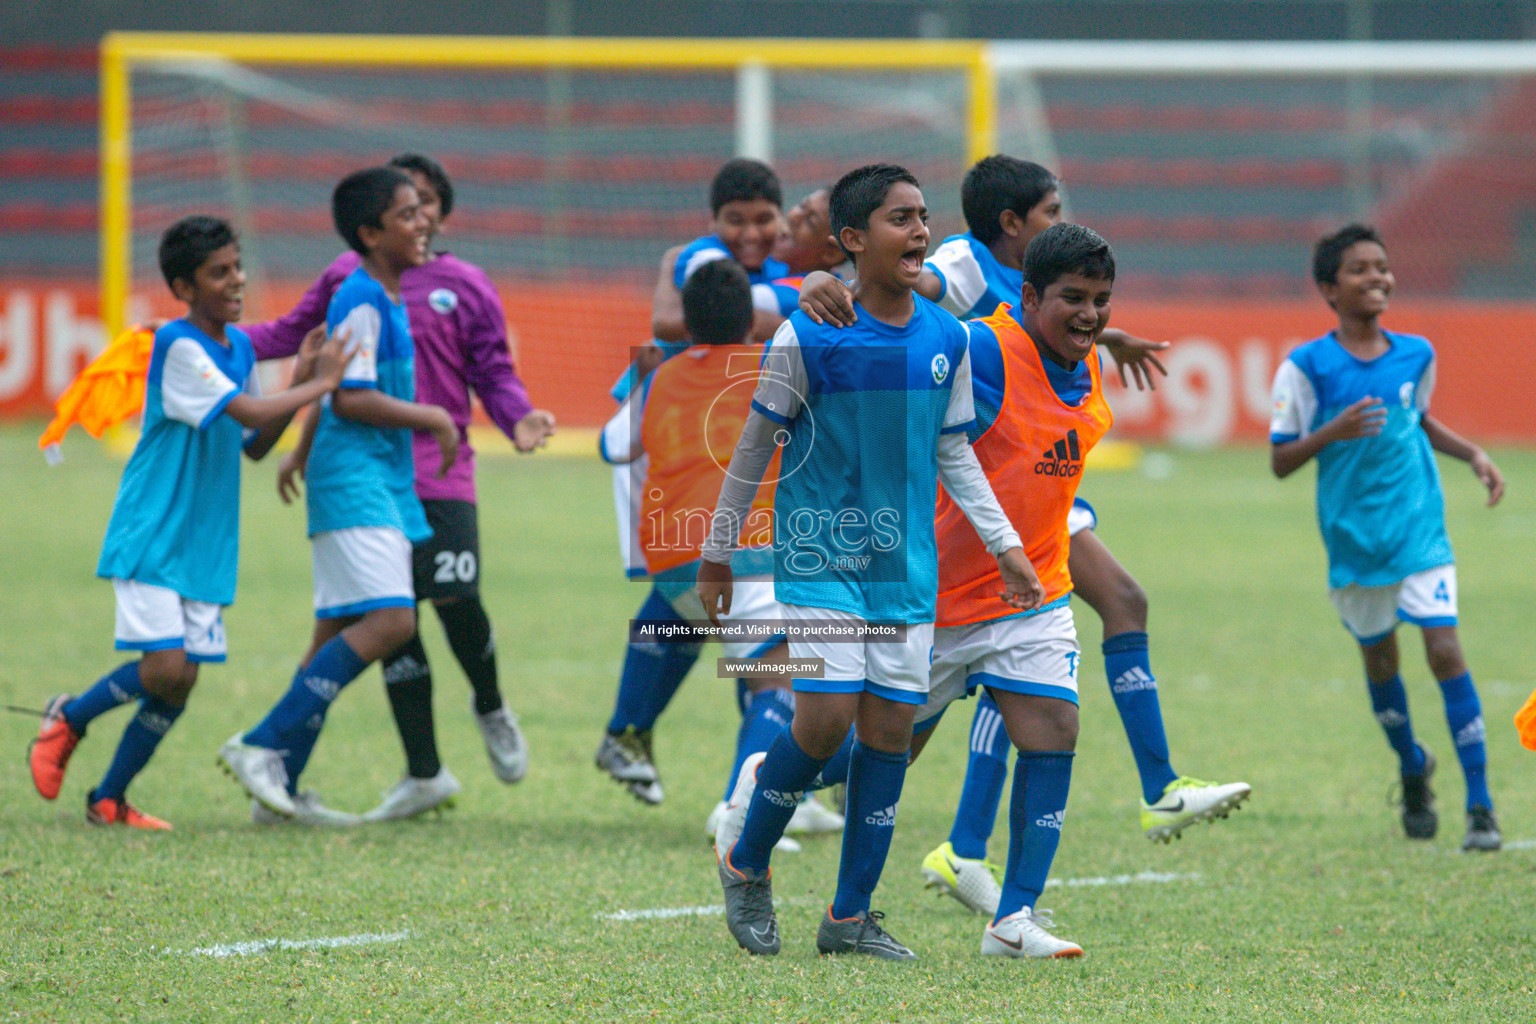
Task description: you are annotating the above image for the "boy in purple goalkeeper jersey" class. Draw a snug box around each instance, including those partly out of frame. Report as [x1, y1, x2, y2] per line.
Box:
[247, 153, 556, 822]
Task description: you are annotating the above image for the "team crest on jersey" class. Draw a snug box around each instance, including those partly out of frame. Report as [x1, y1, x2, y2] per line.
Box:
[428, 288, 458, 315]
[931, 353, 950, 384]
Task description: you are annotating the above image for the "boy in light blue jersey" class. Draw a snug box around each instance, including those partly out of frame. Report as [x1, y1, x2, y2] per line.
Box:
[219, 167, 459, 821]
[700, 164, 1041, 960]
[1271, 224, 1505, 851]
[28, 216, 350, 830]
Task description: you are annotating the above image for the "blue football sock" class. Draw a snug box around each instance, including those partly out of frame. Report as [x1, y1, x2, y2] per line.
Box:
[63, 662, 144, 736]
[1438, 671, 1491, 810]
[995, 751, 1074, 923]
[947, 693, 1011, 860]
[732, 728, 828, 875]
[608, 588, 699, 734]
[810, 728, 855, 790]
[723, 687, 795, 801]
[243, 636, 367, 755]
[1367, 673, 1426, 776]
[830, 741, 909, 920]
[90, 697, 184, 802]
[1103, 632, 1177, 803]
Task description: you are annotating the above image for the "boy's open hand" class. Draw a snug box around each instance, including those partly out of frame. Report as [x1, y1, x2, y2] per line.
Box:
[996, 547, 1044, 611]
[1100, 329, 1169, 391]
[426, 407, 459, 478]
[310, 326, 356, 389]
[1471, 449, 1505, 507]
[276, 450, 306, 504]
[696, 558, 735, 627]
[1326, 396, 1388, 442]
[798, 271, 856, 327]
[513, 409, 557, 453]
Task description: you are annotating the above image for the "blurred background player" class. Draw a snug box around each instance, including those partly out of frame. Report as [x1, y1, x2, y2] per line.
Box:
[28, 216, 351, 829]
[1270, 224, 1504, 851]
[703, 163, 1041, 960]
[801, 156, 1248, 903]
[248, 154, 556, 821]
[219, 167, 459, 821]
[600, 259, 837, 849]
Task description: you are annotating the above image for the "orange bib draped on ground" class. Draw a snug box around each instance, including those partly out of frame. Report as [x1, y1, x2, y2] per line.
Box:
[639, 344, 780, 574]
[935, 307, 1113, 627]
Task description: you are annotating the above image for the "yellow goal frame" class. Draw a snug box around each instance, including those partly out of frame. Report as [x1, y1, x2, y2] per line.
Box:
[98, 31, 996, 335]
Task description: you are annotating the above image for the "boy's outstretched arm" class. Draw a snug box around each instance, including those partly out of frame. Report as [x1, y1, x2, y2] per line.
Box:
[1270, 396, 1387, 478]
[650, 244, 690, 341]
[1097, 328, 1170, 391]
[332, 388, 459, 478]
[1422, 413, 1504, 506]
[229, 328, 352, 460]
[936, 431, 1042, 610]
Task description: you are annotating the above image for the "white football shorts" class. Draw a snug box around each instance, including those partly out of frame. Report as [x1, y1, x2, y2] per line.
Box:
[112, 578, 227, 662]
[1067, 497, 1097, 537]
[782, 603, 934, 706]
[919, 603, 1081, 727]
[312, 526, 415, 619]
[1329, 563, 1457, 644]
[664, 575, 786, 660]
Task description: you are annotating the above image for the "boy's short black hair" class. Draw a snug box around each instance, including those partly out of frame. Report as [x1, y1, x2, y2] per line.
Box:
[962, 155, 1059, 245]
[829, 163, 921, 262]
[333, 166, 413, 255]
[1312, 223, 1385, 286]
[709, 158, 782, 214]
[158, 215, 237, 289]
[681, 259, 754, 346]
[1024, 222, 1115, 296]
[389, 152, 454, 219]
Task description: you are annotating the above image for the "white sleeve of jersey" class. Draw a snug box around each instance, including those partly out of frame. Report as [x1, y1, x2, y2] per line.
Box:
[1417, 356, 1436, 412]
[750, 282, 780, 316]
[751, 320, 808, 424]
[1269, 358, 1318, 440]
[336, 303, 383, 385]
[941, 331, 976, 432]
[160, 336, 239, 428]
[599, 392, 643, 465]
[681, 245, 731, 283]
[925, 240, 988, 316]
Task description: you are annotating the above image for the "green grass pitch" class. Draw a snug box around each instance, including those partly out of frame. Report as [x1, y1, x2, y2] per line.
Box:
[2, 424, 1533, 1022]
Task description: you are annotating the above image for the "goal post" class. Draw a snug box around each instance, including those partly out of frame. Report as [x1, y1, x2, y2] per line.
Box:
[97, 31, 995, 337]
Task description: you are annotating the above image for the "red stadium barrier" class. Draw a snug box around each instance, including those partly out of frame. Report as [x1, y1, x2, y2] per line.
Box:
[3, 280, 1532, 445]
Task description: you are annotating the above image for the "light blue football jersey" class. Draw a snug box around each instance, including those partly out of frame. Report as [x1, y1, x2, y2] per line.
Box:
[925, 233, 1022, 320]
[1270, 330, 1452, 588]
[305, 266, 431, 543]
[97, 320, 255, 605]
[750, 300, 976, 623]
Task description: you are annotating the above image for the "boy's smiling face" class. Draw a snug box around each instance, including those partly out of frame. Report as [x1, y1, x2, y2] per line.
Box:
[174, 242, 245, 328]
[1022, 271, 1112, 367]
[845, 181, 930, 290]
[403, 169, 444, 245]
[361, 182, 430, 272]
[775, 189, 841, 275]
[713, 197, 782, 272]
[1323, 240, 1393, 318]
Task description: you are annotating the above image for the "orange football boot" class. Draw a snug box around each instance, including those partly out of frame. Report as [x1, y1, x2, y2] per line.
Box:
[86, 795, 172, 831]
[29, 694, 80, 800]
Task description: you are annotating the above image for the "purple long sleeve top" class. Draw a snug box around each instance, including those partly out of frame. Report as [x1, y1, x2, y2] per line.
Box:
[247, 250, 535, 503]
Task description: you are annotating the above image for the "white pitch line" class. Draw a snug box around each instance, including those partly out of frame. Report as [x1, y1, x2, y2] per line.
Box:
[166, 930, 410, 958]
[598, 872, 1200, 923]
[1048, 870, 1202, 889]
[1501, 839, 1536, 851]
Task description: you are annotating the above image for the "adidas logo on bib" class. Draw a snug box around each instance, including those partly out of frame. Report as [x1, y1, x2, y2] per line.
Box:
[1035, 429, 1083, 477]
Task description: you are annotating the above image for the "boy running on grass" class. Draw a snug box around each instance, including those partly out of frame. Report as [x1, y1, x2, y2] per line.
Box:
[218, 167, 458, 820]
[248, 153, 555, 822]
[1270, 223, 1504, 850]
[29, 215, 351, 829]
[702, 163, 1040, 960]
